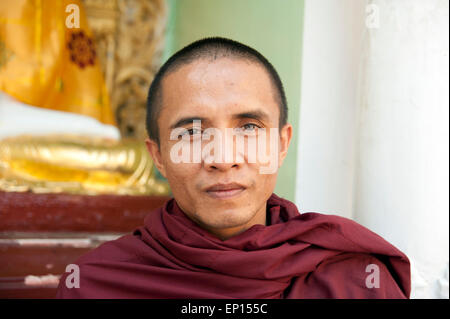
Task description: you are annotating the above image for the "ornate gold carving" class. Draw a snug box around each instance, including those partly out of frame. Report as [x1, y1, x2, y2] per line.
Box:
[83, 0, 167, 139]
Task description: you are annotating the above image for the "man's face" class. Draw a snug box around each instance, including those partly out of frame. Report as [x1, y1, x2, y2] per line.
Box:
[146, 57, 292, 240]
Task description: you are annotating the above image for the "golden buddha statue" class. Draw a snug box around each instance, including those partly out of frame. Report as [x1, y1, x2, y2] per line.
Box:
[0, 0, 169, 196]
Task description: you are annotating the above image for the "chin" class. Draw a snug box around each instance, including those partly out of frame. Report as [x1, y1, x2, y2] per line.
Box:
[200, 208, 255, 229]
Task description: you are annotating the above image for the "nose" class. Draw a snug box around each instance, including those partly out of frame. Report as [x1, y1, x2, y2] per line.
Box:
[203, 128, 242, 172]
[205, 161, 240, 172]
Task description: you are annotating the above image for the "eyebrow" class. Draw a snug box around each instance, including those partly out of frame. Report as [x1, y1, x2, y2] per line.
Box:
[169, 117, 207, 130]
[169, 110, 271, 129]
[232, 110, 270, 122]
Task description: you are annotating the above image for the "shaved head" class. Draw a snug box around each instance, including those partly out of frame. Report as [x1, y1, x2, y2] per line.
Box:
[146, 37, 288, 146]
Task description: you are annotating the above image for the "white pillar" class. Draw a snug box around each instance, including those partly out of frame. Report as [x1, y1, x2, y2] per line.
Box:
[354, 0, 449, 298]
[296, 0, 365, 219]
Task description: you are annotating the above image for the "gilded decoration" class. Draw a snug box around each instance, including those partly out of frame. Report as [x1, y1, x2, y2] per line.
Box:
[84, 0, 167, 139]
[0, 0, 169, 196]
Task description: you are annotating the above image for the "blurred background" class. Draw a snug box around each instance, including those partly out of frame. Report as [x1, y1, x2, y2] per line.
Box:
[0, 0, 448, 298]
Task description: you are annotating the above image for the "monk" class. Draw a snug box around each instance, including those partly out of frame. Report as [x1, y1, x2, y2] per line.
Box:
[56, 37, 410, 299]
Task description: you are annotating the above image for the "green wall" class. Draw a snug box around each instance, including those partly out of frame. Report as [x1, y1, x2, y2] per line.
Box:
[163, 0, 304, 201]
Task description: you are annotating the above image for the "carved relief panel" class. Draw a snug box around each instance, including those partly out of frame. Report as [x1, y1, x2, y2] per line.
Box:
[83, 0, 167, 139]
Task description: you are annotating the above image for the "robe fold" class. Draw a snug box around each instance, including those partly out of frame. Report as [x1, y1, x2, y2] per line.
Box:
[56, 193, 410, 298]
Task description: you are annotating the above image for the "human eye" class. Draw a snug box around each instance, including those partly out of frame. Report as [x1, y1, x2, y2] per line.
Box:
[241, 123, 260, 132]
[181, 127, 202, 136]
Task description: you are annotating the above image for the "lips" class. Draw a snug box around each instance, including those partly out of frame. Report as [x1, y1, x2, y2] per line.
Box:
[205, 182, 246, 199]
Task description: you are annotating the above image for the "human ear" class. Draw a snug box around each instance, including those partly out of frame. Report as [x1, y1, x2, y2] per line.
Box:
[278, 123, 293, 167]
[145, 138, 167, 178]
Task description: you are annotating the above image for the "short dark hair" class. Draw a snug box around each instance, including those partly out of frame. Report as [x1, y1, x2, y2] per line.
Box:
[146, 37, 288, 145]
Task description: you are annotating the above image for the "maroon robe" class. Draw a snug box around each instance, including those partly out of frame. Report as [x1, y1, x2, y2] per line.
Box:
[56, 193, 410, 298]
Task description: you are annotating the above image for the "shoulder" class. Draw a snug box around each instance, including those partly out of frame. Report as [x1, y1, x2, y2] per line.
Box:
[55, 231, 146, 298]
[78, 231, 145, 266]
[300, 252, 408, 298]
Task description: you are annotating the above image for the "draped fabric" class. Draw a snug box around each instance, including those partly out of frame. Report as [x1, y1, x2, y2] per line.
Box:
[56, 193, 410, 298]
[0, 0, 115, 125]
